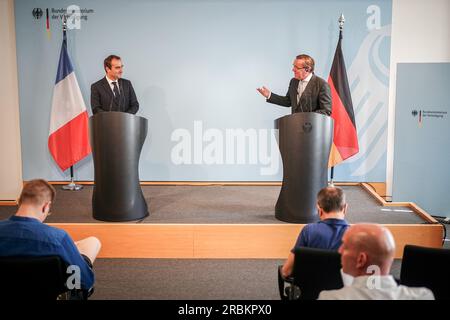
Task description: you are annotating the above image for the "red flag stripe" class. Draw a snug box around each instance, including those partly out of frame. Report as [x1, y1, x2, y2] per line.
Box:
[46, 8, 49, 29]
[329, 77, 359, 160]
[48, 111, 91, 171]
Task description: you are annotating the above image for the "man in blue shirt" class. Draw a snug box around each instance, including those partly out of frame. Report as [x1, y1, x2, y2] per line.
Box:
[0, 179, 101, 291]
[281, 186, 349, 277]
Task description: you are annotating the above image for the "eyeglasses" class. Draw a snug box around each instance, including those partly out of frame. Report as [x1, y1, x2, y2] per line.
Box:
[293, 64, 307, 71]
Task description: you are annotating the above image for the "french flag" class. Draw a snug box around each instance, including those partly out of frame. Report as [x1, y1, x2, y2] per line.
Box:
[48, 32, 91, 171]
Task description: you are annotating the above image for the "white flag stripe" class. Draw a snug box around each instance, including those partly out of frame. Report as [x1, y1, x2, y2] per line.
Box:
[49, 72, 87, 133]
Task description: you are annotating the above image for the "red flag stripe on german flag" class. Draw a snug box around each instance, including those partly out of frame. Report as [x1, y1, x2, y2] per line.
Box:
[328, 32, 359, 167]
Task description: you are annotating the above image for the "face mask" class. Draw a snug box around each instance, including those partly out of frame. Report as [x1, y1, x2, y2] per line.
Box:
[340, 268, 354, 287]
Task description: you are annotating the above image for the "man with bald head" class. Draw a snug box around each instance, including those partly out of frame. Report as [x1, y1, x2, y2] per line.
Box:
[318, 224, 434, 300]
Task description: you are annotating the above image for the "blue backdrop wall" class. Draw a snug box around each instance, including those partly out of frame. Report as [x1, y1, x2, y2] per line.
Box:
[15, 0, 392, 181]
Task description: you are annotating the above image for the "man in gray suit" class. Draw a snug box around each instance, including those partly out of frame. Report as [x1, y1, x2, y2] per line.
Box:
[257, 54, 331, 115]
[91, 55, 139, 114]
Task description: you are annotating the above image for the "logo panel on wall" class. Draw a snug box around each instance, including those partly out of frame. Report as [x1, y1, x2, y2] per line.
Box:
[411, 108, 448, 128]
[32, 6, 95, 37]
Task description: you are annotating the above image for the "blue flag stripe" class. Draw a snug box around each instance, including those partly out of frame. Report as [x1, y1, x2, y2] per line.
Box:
[55, 39, 74, 84]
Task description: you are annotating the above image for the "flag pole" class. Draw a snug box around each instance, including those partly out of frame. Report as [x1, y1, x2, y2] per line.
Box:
[62, 166, 83, 191]
[60, 16, 83, 192]
[329, 13, 346, 187]
[329, 167, 335, 186]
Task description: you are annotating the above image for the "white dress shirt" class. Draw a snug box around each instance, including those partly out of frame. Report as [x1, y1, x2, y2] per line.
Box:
[318, 275, 435, 300]
[297, 72, 313, 102]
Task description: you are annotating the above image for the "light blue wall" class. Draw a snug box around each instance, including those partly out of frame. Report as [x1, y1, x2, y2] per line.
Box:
[393, 63, 450, 218]
[15, 0, 392, 181]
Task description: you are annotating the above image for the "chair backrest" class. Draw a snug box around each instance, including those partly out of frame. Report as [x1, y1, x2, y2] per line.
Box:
[400, 245, 450, 300]
[0, 255, 69, 300]
[292, 247, 343, 300]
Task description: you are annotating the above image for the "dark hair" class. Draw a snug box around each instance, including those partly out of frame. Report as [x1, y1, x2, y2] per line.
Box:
[317, 187, 346, 213]
[104, 54, 121, 72]
[295, 54, 315, 72]
[18, 179, 55, 206]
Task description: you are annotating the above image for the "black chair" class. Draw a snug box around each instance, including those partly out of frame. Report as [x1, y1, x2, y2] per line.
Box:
[0, 255, 90, 300]
[278, 247, 343, 300]
[400, 245, 450, 300]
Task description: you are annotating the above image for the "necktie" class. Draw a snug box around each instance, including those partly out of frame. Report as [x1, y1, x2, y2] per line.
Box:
[112, 81, 120, 98]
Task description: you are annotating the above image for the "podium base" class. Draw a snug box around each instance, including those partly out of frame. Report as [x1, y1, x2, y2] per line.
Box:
[92, 212, 149, 223]
[275, 209, 319, 224]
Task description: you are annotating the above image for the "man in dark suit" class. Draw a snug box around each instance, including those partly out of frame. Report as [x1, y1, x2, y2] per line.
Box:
[91, 55, 139, 114]
[257, 54, 331, 115]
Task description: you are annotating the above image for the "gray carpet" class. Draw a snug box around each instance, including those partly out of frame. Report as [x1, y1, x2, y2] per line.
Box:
[90, 259, 283, 300]
[88, 258, 403, 300]
[0, 185, 428, 224]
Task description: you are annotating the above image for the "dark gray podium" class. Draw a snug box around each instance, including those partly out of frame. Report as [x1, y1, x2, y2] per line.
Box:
[90, 112, 149, 222]
[275, 112, 333, 223]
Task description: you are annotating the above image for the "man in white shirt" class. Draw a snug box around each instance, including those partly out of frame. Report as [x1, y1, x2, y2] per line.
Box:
[318, 224, 434, 300]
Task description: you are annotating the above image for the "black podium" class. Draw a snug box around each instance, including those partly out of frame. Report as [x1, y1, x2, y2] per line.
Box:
[90, 112, 149, 222]
[275, 112, 333, 223]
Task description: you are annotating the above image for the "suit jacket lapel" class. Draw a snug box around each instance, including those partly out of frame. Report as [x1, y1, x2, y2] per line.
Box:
[117, 78, 123, 95]
[101, 77, 111, 95]
[291, 78, 300, 111]
[301, 75, 315, 97]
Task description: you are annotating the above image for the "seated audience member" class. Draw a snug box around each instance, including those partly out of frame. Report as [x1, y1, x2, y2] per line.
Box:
[0, 179, 101, 291]
[281, 186, 349, 277]
[318, 224, 434, 300]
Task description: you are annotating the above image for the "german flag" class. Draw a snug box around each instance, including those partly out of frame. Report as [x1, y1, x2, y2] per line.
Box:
[46, 8, 51, 39]
[328, 30, 359, 167]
